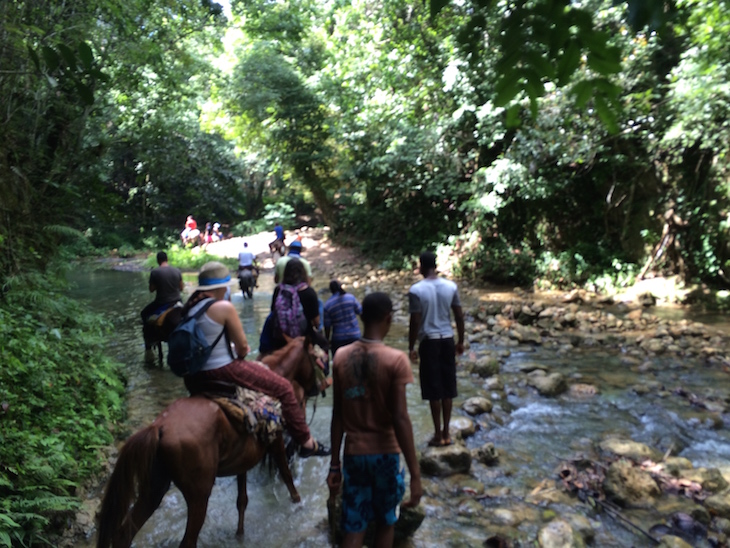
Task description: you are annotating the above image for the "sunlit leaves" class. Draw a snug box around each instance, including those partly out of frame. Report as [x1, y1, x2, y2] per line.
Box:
[490, 1, 624, 130]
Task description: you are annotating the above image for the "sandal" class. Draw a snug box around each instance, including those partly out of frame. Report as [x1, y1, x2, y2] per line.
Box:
[427, 437, 444, 447]
[299, 439, 331, 458]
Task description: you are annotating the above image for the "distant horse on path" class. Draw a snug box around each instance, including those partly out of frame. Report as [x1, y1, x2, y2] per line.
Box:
[96, 337, 326, 548]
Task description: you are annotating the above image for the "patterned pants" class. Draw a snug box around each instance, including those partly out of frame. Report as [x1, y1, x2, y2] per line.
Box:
[185, 359, 311, 445]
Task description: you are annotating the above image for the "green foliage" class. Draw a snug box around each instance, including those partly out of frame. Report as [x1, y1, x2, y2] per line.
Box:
[454, 235, 536, 286]
[145, 245, 237, 271]
[230, 202, 296, 237]
[0, 274, 125, 545]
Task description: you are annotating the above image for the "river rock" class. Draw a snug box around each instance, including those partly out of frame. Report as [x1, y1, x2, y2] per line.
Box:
[712, 516, 730, 534]
[567, 383, 598, 398]
[603, 459, 661, 507]
[441, 474, 485, 496]
[704, 493, 730, 518]
[527, 371, 568, 397]
[483, 376, 504, 391]
[462, 396, 493, 415]
[564, 513, 596, 543]
[467, 356, 501, 377]
[472, 442, 499, 466]
[537, 519, 584, 548]
[658, 535, 693, 548]
[679, 467, 729, 493]
[419, 443, 472, 477]
[598, 438, 661, 462]
[450, 416, 476, 439]
[513, 361, 549, 374]
[663, 456, 693, 476]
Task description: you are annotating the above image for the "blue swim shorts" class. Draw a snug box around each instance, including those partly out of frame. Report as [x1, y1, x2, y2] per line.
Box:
[341, 453, 405, 533]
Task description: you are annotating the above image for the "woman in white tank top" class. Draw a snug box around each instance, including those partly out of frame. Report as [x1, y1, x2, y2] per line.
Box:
[180, 261, 330, 458]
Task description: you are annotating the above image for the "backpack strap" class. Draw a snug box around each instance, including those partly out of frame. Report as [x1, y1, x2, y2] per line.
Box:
[189, 298, 234, 358]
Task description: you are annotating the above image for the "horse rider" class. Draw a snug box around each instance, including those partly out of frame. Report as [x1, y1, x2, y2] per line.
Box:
[274, 240, 312, 284]
[141, 251, 183, 361]
[181, 215, 199, 245]
[181, 261, 330, 457]
[237, 242, 259, 285]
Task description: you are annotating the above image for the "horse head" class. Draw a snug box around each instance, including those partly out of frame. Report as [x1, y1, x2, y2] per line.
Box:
[261, 336, 329, 400]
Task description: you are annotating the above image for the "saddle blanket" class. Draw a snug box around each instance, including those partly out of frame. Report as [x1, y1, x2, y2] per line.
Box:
[210, 386, 284, 445]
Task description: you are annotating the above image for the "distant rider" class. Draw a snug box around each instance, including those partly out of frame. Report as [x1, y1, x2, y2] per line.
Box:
[141, 251, 184, 361]
[237, 242, 259, 285]
[269, 222, 286, 255]
[181, 215, 198, 245]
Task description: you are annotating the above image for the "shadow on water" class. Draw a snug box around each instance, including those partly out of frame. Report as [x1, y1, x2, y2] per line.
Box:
[69, 266, 730, 547]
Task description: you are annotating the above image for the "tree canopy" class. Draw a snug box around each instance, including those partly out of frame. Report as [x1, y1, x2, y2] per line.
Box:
[2, 0, 730, 287]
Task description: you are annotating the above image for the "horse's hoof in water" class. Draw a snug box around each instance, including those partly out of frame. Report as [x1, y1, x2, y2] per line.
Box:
[144, 348, 156, 365]
[291, 493, 301, 503]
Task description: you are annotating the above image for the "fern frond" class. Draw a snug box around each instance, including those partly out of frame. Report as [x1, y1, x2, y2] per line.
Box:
[42, 225, 85, 240]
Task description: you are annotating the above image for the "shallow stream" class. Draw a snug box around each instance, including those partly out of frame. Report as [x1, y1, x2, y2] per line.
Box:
[70, 266, 730, 547]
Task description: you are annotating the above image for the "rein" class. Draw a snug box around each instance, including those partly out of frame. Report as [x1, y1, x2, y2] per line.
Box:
[304, 343, 324, 425]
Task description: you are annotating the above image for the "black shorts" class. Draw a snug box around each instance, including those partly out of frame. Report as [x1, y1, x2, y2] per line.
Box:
[418, 337, 457, 401]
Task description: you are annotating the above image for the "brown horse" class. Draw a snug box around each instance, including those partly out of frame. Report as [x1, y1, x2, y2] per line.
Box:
[142, 305, 182, 367]
[96, 337, 325, 548]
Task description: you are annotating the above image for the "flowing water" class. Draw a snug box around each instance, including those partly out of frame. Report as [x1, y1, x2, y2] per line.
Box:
[70, 266, 730, 547]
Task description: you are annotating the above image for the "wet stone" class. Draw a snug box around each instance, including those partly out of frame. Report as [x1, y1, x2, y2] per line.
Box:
[603, 459, 661, 507]
[472, 442, 499, 466]
[538, 519, 584, 548]
[462, 396, 493, 416]
[451, 416, 476, 439]
[598, 438, 662, 462]
[420, 443, 472, 477]
[564, 513, 597, 543]
[679, 467, 729, 493]
[658, 535, 693, 548]
[482, 376, 504, 391]
[527, 371, 568, 397]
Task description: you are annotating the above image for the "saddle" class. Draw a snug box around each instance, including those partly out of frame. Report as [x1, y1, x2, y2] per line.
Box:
[151, 303, 183, 328]
[191, 379, 284, 445]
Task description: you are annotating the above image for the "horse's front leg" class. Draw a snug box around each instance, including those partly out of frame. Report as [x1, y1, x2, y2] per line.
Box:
[236, 473, 248, 537]
[271, 434, 301, 503]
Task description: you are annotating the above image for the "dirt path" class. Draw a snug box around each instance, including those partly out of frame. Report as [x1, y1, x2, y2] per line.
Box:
[202, 227, 359, 272]
[204, 226, 696, 312]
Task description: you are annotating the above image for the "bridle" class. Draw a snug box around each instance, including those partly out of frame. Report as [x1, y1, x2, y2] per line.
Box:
[298, 339, 329, 424]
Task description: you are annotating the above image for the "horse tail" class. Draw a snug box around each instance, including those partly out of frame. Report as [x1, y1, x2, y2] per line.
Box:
[96, 426, 161, 548]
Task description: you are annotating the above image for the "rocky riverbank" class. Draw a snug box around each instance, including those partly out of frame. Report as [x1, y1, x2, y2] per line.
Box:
[297, 229, 730, 547]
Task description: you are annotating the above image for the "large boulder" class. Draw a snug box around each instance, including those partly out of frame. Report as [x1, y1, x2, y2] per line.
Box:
[603, 459, 661, 507]
[527, 371, 568, 397]
[419, 443, 472, 477]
